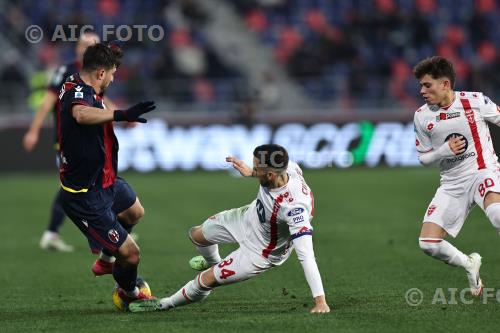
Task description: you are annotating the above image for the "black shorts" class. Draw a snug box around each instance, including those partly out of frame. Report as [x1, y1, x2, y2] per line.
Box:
[61, 177, 137, 254]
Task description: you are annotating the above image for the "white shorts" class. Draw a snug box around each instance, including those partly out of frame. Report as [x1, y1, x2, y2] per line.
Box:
[423, 169, 500, 237]
[201, 205, 274, 285]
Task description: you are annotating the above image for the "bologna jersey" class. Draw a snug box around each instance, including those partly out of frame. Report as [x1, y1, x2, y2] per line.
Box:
[57, 73, 118, 192]
[243, 161, 315, 265]
[414, 91, 500, 183]
[48, 61, 81, 150]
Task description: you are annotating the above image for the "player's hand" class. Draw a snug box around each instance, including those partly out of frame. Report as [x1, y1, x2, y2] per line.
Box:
[310, 295, 330, 314]
[113, 101, 156, 123]
[22, 130, 39, 152]
[447, 135, 467, 155]
[226, 156, 253, 177]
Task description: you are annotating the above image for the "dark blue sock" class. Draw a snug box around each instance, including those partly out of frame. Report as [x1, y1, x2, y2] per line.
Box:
[113, 263, 138, 292]
[47, 189, 66, 233]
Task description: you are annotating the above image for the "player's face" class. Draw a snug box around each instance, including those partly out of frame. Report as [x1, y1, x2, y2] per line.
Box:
[253, 157, 274, 187]
[419, 74, 450, 106]
[100, 66, 116, 94]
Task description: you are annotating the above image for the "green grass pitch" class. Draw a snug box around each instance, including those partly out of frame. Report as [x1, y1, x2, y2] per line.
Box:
[2, 168, 500, 332]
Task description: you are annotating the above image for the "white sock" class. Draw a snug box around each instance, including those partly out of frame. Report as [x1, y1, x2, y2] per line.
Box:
[166, 274, 212, 309]
[99, 252, 116, 263]
[41, 230, 58, 240]
[419, 238, 469, 268]
[485, 203, 500, 234]
[196, 244, 221, 265]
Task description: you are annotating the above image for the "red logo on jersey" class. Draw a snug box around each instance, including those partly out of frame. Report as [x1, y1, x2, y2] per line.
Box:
[108, 229, 120, 243]
[439, 113, 446, 120]
[497, 105, 500, 113]
[416, 108, 422, 113]
[465, 108, 475, 124]
[427, 123, 434, 131]
[427, 205, 437, 216]
[415, 139, 420, 146]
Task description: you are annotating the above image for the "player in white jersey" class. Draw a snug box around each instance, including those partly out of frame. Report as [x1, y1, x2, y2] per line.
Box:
[413, 56, 500, 296]
[129, 144, 330, 314]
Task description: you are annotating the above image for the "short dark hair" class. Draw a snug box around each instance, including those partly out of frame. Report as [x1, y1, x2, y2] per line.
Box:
[413, 56, 456, 88]
[253, 144, 289, 170]
[82, 42, 123, 72]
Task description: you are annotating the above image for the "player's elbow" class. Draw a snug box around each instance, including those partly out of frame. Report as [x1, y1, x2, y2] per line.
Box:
[73, 110, 87, 124]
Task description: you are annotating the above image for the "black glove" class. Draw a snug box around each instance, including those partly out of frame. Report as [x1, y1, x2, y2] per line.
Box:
[113, 101, 156, 123]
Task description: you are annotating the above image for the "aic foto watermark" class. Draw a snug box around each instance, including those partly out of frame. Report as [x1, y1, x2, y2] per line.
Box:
[25, 24, 165, 44]
[405, 287, 500, 306]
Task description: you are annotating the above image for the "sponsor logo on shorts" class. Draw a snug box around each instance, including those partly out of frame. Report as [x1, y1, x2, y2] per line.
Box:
[293, 215, 305, 224]
[427, 205, 437, 216]
[108, 229, 120, 243]
[287, 207, 304, 217]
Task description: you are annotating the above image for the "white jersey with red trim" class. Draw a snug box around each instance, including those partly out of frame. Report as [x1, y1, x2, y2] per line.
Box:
[414, 91, 500, 183]
[242, 161, 314, 265]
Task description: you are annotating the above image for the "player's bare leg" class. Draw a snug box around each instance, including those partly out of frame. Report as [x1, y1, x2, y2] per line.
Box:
[419, 222, 483, 295]
[188, 226, 221, 270]
[93, 199, 144, 276]
[117, 198, 145, 226]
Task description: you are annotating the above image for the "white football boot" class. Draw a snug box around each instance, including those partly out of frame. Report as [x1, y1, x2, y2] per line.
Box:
[465, 253, 483, 296]
[39, 231, 74, 252]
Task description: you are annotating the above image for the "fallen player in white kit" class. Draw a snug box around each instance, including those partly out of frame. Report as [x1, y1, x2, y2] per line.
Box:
[413, 56, 500, 296]
[129, 144, 330, 313]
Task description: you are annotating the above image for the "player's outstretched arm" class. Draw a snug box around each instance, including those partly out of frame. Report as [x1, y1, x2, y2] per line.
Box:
[23, 91, 58, 151]
[226, 156, 253, 177]
[72, 101, 155, 125]
[72, 104, 115, 124]
[293, 235, 330, 314]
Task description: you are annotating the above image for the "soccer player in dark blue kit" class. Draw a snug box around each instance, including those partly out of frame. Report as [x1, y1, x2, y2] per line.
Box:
[58, 42, 155, 302]
[23, 32, 121, 252]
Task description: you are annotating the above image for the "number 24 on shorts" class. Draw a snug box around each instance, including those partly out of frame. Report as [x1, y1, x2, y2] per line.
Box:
[218, 258, 236, 280]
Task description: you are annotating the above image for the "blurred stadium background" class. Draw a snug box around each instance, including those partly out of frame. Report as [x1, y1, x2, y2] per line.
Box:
[1, 0, 500, 172]
[2, 0, 500, 332]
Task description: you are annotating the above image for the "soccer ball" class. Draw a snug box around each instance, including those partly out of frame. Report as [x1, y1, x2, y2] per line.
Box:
[112, 277, 152, 311]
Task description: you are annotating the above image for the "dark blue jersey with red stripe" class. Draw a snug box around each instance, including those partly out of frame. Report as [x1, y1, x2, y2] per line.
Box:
[57, 73, 117, 192]
[48, 61, 81, 149]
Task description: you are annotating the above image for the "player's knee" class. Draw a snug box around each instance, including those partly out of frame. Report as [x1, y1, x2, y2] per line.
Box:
[200, 269, 219, 289]
[124, 249, 140, 266]
[419, 238, 442, 257]
[485, 203, 500, 232]
[129, 205, 145, 224]
[189, 226, 211, 246]
[119, 242, 141, 266]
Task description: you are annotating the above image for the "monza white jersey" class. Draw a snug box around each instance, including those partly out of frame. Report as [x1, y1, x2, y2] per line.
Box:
[414, 91, 500, 183]
[243, 161, 315, 265]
